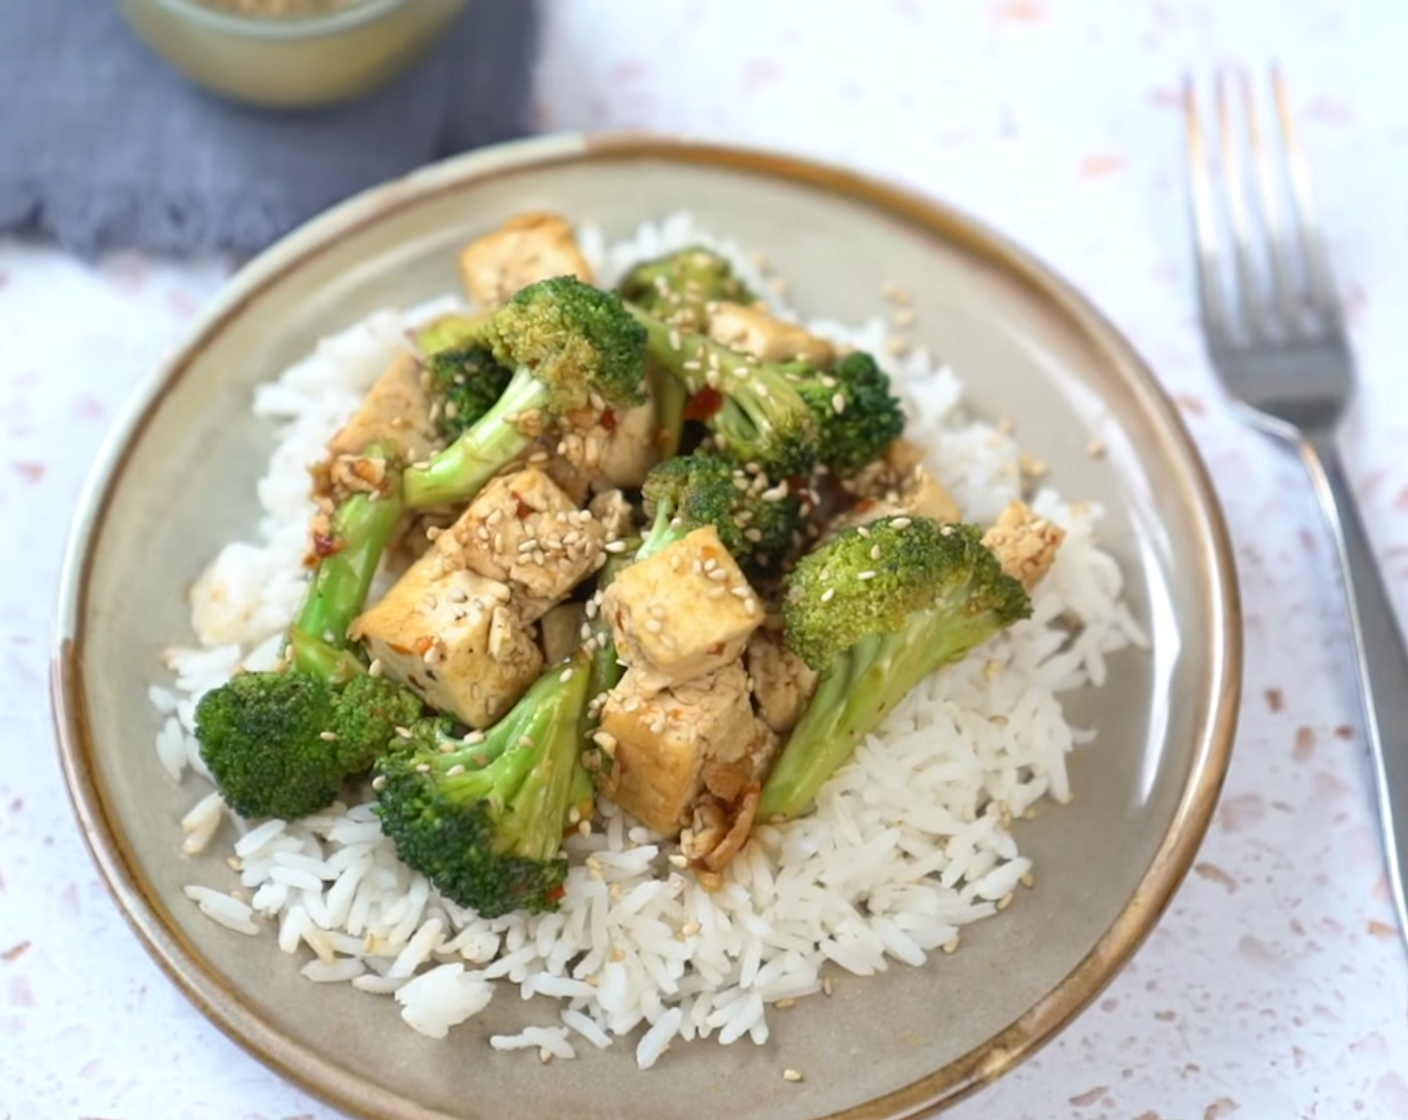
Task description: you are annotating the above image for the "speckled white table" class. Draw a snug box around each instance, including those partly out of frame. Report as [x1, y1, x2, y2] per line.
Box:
[6, 1, 1408, 1117]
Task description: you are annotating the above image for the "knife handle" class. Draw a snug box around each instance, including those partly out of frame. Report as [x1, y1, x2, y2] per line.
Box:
[1304, 434, 1408, 942]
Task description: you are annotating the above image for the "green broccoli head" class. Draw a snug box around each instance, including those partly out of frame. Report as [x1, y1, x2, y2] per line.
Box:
[793, 351, 906, 478]
[425, 345, 514, 440]
[640, 451, 803, 573]
[489, 276, 648, 414]
[403, 277, 649, 510]
[618, 246, 757, 332]
[758, 516, 1032, 821]
[373, 657, 594, 918]
[783, 517, 1030, 671]
[196, 671, 423, 821]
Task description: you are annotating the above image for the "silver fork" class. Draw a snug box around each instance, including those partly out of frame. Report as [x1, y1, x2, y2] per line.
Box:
[1185, 69, 1408, 946]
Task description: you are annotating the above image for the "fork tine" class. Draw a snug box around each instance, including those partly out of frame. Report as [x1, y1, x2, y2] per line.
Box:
[1239, 70, 1299, 329]
[1272, 66, 1340, 321]
[1183, 77, 1230, 344]
[1215, 71, 1269, 340]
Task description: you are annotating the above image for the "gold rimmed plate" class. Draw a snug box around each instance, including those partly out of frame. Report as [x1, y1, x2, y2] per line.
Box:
[52, 135, 1240, 1120]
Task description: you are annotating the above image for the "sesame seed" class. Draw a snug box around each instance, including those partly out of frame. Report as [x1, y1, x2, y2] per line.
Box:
[941, 937, 960, 954]
[890, 517, 912, 530]
[731, 586, 750, 599]
[519, 735, 535, 748]
[821, 588, 835, 602]
[318, 730, 339, 742]
[578, 819, 592, 837]
[445, 764, 466, 778]
[604, 540, 628, 553]
[708, 586, 727, 599]
[832, 392, 846, 414]
[680, 918, 700, 934]
[755, 381, 770, 398]
[371, 774, 387, 791]
[856, 526, 871, 539]
[559, 667, 575, 683]
[644, 619, 664, 634]
[1086, 438, 1106, 458]
[783, 1069, 804, 1083]
[857, 570, 876, 580]
[415, 763, 431, 774]
[744, 528, 763, 543]
[891, 307, 915, 328]
[463, 730, 486, 744]
[395, 725, 413, 739]
[668, 329, 681, 350]
[368, 658, 384, 678]
[869, 544, 882, 560]
[743, 597, 758, 614]
[822, 977, 833, 996]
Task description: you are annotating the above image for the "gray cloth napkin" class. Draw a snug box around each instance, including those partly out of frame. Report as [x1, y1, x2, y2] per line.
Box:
[0, 1, 539, 258]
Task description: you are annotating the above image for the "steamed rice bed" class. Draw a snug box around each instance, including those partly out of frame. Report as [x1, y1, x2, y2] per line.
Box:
[154, 214, 1144, 1065]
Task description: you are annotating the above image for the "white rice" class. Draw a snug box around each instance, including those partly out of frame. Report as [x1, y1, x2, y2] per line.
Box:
[157, 214, 1145, 1063]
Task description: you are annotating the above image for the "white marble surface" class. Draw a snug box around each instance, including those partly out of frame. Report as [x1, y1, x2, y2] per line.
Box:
[5, 1, 1408, 1116]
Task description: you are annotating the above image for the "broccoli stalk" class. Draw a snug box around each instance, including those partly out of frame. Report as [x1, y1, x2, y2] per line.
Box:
[618, 245, 757, 333]
[290, 455, 405, 677]
[403, 277, 648, 510]
[373, 568, 626, 918]
[634, 451, 804, 574]
[195, 450, 422, 821]
[627, 304, 817, 481]
[756, 517, 1032, 822]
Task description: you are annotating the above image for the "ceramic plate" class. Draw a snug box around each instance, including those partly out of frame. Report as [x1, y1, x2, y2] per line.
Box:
[52, 135, 1240, 1120]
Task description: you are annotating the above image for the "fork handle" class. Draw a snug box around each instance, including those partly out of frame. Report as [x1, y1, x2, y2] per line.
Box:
[1303, 434, 1408, 934]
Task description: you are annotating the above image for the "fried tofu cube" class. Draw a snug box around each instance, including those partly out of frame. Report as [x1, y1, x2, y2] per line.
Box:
[328, 352, 439, 463]
[830, 439, 961, 538]
[745, 628, 819, 734]
[602, 526, 764, 687]
[458, 212, 594, 310]
[349, 553, 542, 729]
[707, 301, 835, 367]
[598, 663, 759, 835]
[982, 501, 1065, 591]
[435, 468, 604, 620]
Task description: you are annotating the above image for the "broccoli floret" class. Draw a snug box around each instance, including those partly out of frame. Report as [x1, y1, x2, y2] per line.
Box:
[627, 303, 817, 482]
[425, 346, 514, 441]
[196, 450, 420, 820]
[373, 609, 620, 918]
[403, 277, 648, 509]
[793, 351, 906, 478]
[618, 245, 757, 333]
[756, 517, 1031, 821]
[372, 551, 632, 917]
[636, 451, 804, 574]
[196, 672, 422, 821]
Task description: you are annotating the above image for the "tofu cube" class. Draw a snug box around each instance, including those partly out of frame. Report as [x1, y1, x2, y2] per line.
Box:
[328, 352, 439, 464]
[602, 526, 763, 687]
[435, 468, 603, 620]
[349, 552, 542, 729]
[598, 663, 759, 835]
[458, 212, 594, 310]
[745, 629, 819, 734]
